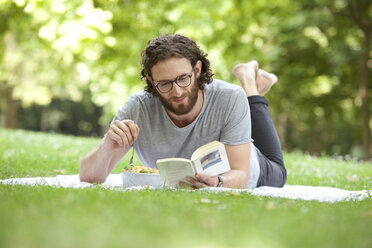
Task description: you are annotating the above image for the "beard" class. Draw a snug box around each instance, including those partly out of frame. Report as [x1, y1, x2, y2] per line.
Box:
[158, 80, 199, 116]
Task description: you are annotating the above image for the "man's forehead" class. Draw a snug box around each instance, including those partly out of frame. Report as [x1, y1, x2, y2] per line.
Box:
[151, 57, 192, 81]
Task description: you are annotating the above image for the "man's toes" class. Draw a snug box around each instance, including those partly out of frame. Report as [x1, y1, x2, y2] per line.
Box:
[271, 73, 278, 83]
[232, 64, 249, 81]
[232, 63, 246, 75]
[232, 61, 258, 81]
[258, 69, 278, 84]
[256, 69, 278, 95]
[246, 60, 258, 69]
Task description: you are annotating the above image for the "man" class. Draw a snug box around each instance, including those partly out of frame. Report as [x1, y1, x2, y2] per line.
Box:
[79, 34, 286, 188]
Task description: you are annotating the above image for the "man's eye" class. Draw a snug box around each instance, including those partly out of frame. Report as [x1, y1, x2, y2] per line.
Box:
[178, 77, 187, 82]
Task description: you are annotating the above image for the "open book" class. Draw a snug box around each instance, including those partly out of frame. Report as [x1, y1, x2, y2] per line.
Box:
[156, 141, 230, 187]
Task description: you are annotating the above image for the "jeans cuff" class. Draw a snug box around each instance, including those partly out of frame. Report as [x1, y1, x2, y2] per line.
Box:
[247, 95, 268, 105]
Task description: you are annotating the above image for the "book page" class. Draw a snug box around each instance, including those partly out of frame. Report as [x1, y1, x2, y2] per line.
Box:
[192, 143, 230, 176]
[191, 141, 222, 160]
[157, 159, 195, 187]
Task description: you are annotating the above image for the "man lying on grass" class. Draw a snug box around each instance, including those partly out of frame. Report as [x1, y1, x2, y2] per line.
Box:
[80, 34, 287, 189]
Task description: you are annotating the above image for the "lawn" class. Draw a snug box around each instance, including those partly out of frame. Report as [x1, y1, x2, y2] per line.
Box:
[0, 128, 371, 248]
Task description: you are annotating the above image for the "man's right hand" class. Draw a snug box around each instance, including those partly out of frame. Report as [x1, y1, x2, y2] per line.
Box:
[104, 120, 140, 151]
[79, 119, 139, 183]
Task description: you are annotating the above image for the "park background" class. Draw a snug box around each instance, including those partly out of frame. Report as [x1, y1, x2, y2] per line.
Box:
[1, 0, 371, 160]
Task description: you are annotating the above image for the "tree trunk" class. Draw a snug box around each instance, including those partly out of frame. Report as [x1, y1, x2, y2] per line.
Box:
[348, 0, 372, 160]
[41, 108, 50, 132]
[5, 98, 20, 129]
[359, 30, 371, 160]
[2, 31, 20, 129]
[0, 82, 19, 129]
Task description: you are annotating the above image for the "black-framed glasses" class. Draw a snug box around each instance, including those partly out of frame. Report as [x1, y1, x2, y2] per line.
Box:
[154, 72, 193, 93]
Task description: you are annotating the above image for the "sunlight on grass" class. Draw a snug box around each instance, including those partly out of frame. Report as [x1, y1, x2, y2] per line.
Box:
[284, 151, 372, 190]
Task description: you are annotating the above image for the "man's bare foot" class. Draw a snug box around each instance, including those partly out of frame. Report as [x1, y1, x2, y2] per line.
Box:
[256, 69, 278, 96]
[232, 60, 259, 96]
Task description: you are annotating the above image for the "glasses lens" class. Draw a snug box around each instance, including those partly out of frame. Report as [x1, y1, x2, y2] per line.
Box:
[158, 82, 172, 93]
[176, 76, 191, 87]
[156, 73, 192, 93]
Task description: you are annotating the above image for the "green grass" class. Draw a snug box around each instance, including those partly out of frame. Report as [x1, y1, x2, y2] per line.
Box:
[1, 128, 371, 248]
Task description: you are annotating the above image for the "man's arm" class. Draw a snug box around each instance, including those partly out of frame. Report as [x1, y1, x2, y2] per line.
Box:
[186, 143, 251, 189]
[79, 120, 139, 184]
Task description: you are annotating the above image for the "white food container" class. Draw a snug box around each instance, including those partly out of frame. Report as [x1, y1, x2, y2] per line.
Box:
[122, 172, 163, 188]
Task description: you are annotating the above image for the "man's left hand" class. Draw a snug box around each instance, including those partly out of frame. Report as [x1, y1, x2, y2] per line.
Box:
[182, 173, 219, 188]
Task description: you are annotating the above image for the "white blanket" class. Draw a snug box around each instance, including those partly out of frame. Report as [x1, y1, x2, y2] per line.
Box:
[0, 174, 369, 203]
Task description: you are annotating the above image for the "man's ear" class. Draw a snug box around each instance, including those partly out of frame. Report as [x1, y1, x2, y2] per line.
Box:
[146, 75, 153, 83]
[195, 60, 202, 78]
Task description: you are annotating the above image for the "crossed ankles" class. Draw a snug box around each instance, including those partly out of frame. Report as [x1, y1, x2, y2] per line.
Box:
[232, 60, 278, 96]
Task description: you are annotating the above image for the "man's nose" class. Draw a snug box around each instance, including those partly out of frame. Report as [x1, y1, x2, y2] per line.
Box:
[171, 82, 184, 96]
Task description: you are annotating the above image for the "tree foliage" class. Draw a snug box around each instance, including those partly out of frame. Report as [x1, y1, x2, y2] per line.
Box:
[0, 0, 371, 159]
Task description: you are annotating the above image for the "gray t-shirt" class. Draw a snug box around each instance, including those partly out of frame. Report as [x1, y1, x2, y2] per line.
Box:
[112, 79, 252, 168]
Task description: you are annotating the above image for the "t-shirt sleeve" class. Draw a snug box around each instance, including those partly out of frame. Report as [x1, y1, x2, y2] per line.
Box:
[220, 88, 252, 145]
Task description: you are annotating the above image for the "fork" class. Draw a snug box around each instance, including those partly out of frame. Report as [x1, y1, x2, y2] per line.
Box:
[129, 141, 135, 168]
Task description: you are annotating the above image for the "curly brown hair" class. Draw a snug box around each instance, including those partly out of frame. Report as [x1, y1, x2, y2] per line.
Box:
[140, 34, 214, 96]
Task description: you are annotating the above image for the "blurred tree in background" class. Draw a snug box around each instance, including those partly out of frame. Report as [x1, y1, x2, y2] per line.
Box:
[0, 0, 371, 160]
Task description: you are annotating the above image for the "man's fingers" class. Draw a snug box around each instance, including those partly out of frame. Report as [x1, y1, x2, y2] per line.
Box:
[124, 121, 139, 141]
[186, 176, 207, 188]
[110, 124, 127, 146]
[109, 121, 130, 147]
[106, 129, 124, 147]
[106, 120, 139, 149]
[194, 174, 207, 184]
[195, 174, 217, 187]
[121, 120, 140, 144]
[116, 121, 132, 144]
[115, 120, 137, 146]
